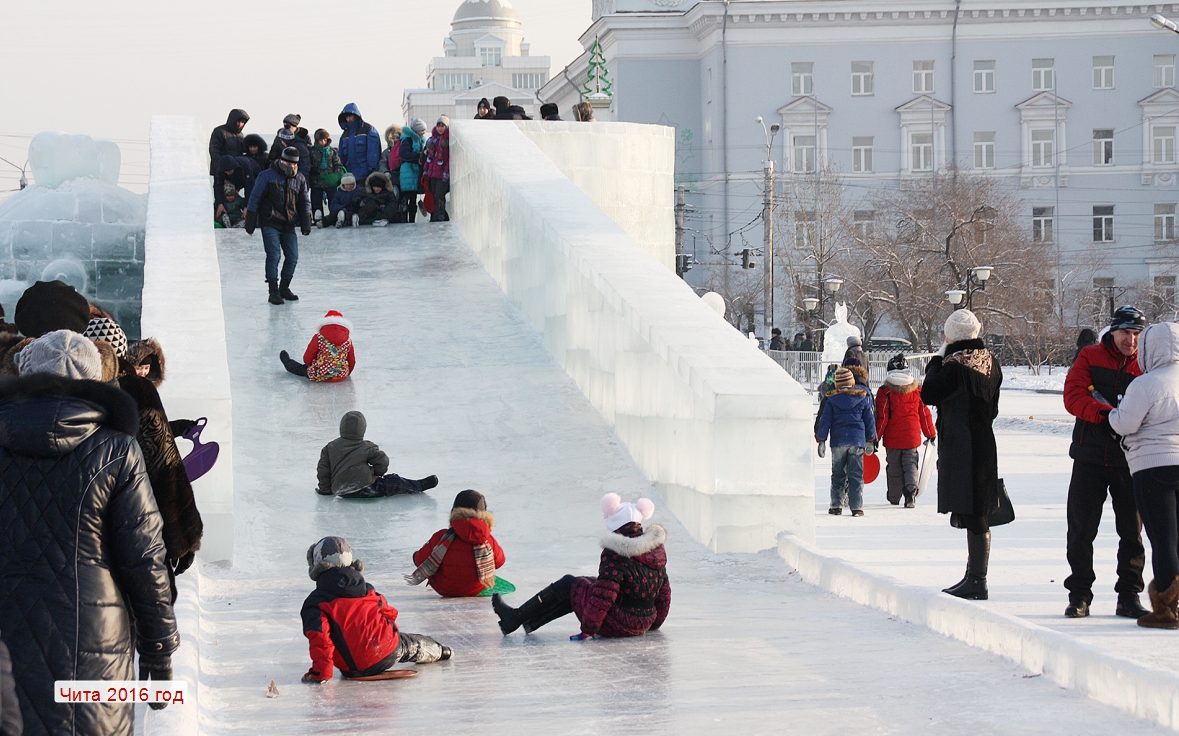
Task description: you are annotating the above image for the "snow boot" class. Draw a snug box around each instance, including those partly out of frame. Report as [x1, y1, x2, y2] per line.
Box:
[336, 211, 345, 228]
[943, 530, 989, 600]
[279, 350, 307, 377]
[351, 214, 360, 228]
[279, 278, 298, 301]
[267, 280, 283, 305]
[493, 576, 575, 635]
[1116, 592, 1150, 619]
[1138, 580, 1179, 629]
[904, 493, 916, 509]
[440, 646, 453, 661]
[417, 475, 438, 491]
[219, 213, 231, 229]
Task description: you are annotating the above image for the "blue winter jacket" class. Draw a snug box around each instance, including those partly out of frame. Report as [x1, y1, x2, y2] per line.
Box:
[816, 387, 876, 448]
[337, 103, 381, 183]
[399, 129, 424, 193]
[329, 187, 359, 214]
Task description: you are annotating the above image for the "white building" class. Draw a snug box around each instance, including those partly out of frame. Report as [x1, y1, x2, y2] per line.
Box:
[403, 0, 552, 123]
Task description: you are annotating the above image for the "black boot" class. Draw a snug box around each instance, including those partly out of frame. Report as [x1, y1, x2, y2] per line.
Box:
[267, 280, 283, 305]
[1116, 592, 1150, 619]
[279, 350, 307, 377]
[493, 576, 575, 635]
[417, 475, 438, 491]
[944, 531, 990, 600]
[279, 278, 298, 301]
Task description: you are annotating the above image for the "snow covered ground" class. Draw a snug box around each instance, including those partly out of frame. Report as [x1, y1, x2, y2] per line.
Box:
[161, 225, 1168, 734]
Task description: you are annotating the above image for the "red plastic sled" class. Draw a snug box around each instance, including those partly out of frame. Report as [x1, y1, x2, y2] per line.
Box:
[348, 670, 418, 681]
[863, 453, 881, 484]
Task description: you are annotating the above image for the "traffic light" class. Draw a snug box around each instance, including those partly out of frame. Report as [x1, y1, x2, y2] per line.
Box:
[741, 249, 755, 269]
[676, 253, 694, 275]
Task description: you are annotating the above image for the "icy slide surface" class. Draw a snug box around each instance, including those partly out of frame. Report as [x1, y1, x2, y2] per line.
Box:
[189, 225, 1161, 734]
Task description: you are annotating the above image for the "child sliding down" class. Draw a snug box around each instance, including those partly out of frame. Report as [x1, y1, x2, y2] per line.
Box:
[492, 493, 671, 639]
[301, 537, 451, 683]
[407, 490, 505, 597]
[317, 411, 438, 498]
[280, 310, 356, 382]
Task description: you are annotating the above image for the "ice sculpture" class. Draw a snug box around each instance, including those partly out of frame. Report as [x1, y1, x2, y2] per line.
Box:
[0, 132, 146, 337]
[821, 302, 861, 364]
[701, 291, 726, 318]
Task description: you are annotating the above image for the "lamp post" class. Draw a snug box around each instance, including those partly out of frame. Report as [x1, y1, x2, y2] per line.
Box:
[803, 277, 843, 350]
[1095, 283, 1125, 318]
[1152, 13, 1179, 33]
[945, 266, 993, 311]
[756, 117, 780, 335]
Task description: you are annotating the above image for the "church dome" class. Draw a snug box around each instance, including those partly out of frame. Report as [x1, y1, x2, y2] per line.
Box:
[452, 0, 520, 24]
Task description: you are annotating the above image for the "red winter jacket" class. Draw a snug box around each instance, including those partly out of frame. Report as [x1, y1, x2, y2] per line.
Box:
[875, 380, 936, 450]
[1064, 334, 1142, 467]
[300, 566, 399, 680]
[413, 508, 505, 597]
[570, 522, 670, 638]
[303, 312, 357, 382]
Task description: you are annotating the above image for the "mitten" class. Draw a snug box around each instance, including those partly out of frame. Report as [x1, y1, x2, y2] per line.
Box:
[244, 210, 257, 235]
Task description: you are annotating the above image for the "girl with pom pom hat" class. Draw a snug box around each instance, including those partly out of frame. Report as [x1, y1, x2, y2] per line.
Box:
[492, 493, 671, 639]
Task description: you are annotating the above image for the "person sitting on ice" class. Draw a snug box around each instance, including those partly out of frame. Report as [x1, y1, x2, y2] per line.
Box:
[316, 410, 437, 498]
[216, 183, 246, 228]
[407, 490, 505, 596]
[492, 493, 670, 639]
[279, 310, 356, 382]
[875, 354, 936, 509]
[327, 173, 361, 228]
[817, 366, 876, 517]
[301, 536, 452, 683]
[356, 172, 398, 227]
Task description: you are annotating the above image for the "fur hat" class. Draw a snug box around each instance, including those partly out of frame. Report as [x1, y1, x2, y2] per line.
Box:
[410, 118, 427, 134]
[125, 337, 166, 387]
[944, 309, 982, 343]
[314, 128, 331, 144]
[280, 146, 300, 163]
[834, 366, 854, 389]
[885, 369, 915, 387]
[340, 172, 357, 187]
[453, 489, 487, 512]
[83, 316, 127, 357]
[601, 493, 654, 533]
[283, 113, 302, 127]
[307, 536, 361, 581]
[16, 329, 102, 380]
[15, 280, 90, 338]
[846, 335, 862, 347]
[436, 114, 450, 127]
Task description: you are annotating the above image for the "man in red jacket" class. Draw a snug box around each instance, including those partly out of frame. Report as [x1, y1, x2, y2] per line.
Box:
[1061, 306, 1148, 619]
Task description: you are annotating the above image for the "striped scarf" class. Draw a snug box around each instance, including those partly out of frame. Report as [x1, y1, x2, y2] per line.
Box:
[404, 530, 497, 589]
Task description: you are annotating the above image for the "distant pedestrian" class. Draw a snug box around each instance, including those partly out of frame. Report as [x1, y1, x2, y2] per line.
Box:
[356, 172, 398, 226]
[539, 103, 562, 121]
[399, 120, 427, 222]
[214, 154, 261, 222]
[268, 114, 311, 179]
[245, 147, 311, 305]
[327, 173, 360, 228]
[474, 98, 492, 120]
[816, 366, 876, 516]
[337, 103, 381, 184]
[1073, 328, 1099, 365]
[208, 108, 249, 174]
[244, 133, 269, 170]
[308, 129, 344, 223]
[876, 354, 935, 508]
[572, 102, 595, 122]
[768, 328, 786, 351]
[493, 96, 530, 120]
[798, 332, 815, 352]
[843, 335, 865, 366]
[424, 116, 450, 222]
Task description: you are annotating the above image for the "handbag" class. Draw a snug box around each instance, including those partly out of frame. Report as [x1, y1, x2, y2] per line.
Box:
[988, 479, 1016, 527]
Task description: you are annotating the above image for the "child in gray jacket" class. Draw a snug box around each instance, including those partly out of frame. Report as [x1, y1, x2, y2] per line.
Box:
[317, 411, 438, 498]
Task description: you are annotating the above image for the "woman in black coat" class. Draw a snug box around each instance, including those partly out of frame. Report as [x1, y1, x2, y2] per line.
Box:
[0, 331, 179, 736]
[921, 309, 1003, 600]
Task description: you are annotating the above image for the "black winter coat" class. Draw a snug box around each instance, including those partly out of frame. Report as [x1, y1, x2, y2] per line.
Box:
[214, 154, 261, 206]
[0, 638, 19, 736]
[245, 163, 312, 233]
[921, 339, 1003, 520]
[268, 128, 312, 179]
[208, 109, 249, 175]
[0, 375, 179, 736]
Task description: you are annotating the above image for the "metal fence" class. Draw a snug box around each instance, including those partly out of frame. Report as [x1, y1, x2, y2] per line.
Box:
[765, 350, 937, 392]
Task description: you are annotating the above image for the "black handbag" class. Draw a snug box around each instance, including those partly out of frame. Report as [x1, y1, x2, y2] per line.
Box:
[988, 479, 1016, 527]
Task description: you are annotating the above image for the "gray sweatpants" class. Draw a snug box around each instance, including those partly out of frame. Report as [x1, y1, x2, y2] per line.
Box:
[885, 447, 920, 504]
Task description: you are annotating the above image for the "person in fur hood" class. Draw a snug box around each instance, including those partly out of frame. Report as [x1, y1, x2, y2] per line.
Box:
[356, 171, 398, 226]
[280, 310, 357, 382]
[817, 366, 876, 516]
[408, 490, 505, 596]
[493, 494, 671, 639]
[876, 354, 936, 508]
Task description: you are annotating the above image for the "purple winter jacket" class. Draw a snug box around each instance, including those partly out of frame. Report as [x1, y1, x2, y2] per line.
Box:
[571, 522, 670, 638]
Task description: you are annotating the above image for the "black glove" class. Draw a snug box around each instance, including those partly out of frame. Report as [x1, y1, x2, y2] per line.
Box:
[300, 212, 312, 237]
[244, 210, 257, 235]
[1099, 411, 1119, 439]
[172, 550, 196, 576]
[139, 652, 172, 710]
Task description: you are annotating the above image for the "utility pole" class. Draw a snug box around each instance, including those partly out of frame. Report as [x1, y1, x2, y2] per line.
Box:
[675, 186, 687, 278]
[763, 161, 775, 332]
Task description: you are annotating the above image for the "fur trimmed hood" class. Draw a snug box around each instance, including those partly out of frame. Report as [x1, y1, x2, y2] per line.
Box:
[826, 386, 868, 398]
[450, 506, 495, 529]
[884, 372, 918, 392]
[364, 170, 394, 195]
[125, 337, 166, 387]
[601, 523, 666, 560]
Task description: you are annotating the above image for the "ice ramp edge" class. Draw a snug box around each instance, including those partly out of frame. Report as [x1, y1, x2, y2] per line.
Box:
[449, 119, 815, 552]
[778, 533, 1179, 732]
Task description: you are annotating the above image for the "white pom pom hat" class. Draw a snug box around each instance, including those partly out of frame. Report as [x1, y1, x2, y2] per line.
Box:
[601, 493, 655, 532]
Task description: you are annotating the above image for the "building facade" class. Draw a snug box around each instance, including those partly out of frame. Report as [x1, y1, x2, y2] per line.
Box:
[403, 0, 552, 123]
[541, 0, 1179, 332]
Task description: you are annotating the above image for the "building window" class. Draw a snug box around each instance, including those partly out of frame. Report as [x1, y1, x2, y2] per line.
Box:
[853, 210, 875, 240]
[437, 73, 475, 91]
[1032, 59, 1055, 91]
[512, 73, 547, 89]
[1031, 129, 1055, 168]
[1093, 206, 1115, 242]
[1032, 207, 1054, 243]
[913, 61, 934, 94]
[1154, 126, 1177, 164]
[793, 135, 816, 173]
[973, 132, 995, 169]
[852, 136, 873, 172]
[1093, 56, 1115, 90]
[1093, 129, 1114, 166]
[792, 62, 814, 96]
[974, 61, 995, 93]
[1154, 275, 1177, 316]
[851, 61, 874, 96]
[911, 133, 933, 171]
[1156, 204, 1177, 241]
[479, 47, 502, 67]
[1155, 55, 1176, 88]
[795, 211, 816, 247]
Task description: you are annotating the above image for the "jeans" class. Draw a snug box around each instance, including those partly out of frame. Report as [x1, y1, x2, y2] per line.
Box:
[1133, 465, 1179, 590]
[1064, 460, 1145, 602]
[261, 227, 298, 282]
[830, 445, 865, 510]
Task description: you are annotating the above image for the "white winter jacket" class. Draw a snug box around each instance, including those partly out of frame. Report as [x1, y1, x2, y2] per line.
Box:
[1108, 322, 1179, 474]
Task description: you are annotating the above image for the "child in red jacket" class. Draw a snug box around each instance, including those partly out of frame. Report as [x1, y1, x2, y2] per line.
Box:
[407, 490, 505, 596]
[280, 310, 356, 382]
[875, 355, 936, 508]
[301, 536, 451, 683]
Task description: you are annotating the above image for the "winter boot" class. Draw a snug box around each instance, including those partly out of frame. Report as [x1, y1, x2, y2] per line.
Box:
[493, 577, 575, 635]
[440, 646, 453, 661]
[279, 278, 298, 301]
[1116, 592, 1151, 619]
[1064, 599, 1090, 618]
[1138, 580, 1179, 629]
[336, 211, 345, 228]
[219, 213, 231, 229]
[267, 280, 283, 305]
[903, 492, 916, 509]
[417, 475, 439, 491]
[943, 530, 990, 600]
[351, 214, 360, 228]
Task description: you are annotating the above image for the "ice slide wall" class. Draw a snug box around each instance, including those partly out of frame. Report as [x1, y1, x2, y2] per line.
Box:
[450, 120, 815, 552]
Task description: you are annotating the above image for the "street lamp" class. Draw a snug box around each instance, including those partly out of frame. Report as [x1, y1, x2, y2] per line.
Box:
[945, 266, 994, 310]
[802, 297, 820, 312]
[757, 117, 781, 336]
[1152, 13, 1179, 33]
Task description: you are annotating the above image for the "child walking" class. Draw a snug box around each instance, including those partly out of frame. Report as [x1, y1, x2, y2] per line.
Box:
[816, 366, 876, 516]
[407, 490, 505, 596]
[875, 354, 936, 508]
[301, 537, 451, 683]
[492, 494, 670, 639]
[316, 411, 438, 498]
[280, 310, 356, 382]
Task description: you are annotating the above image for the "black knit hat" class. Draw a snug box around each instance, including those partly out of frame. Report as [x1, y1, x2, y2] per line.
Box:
[15, 280, 90, 338]
[1110, 305, 1146, 332]
[280, 146, 300, 163]
[452, 490, 486, 512]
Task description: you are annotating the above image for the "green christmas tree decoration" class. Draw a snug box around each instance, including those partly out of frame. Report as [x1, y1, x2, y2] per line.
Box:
[582, 38, 613, 99]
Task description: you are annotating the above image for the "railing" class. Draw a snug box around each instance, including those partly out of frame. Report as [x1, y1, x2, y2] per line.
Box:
[765, 350, 937, 392]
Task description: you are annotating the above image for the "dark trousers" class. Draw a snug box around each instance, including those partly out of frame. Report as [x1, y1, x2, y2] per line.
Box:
[338, 474, 424, 499]
[261, 227, 298, 282]
[358, 198, 398, 224]
[1064, 460, 1146, 602]
[1133, 466, 1179, 589]
[885, 447, 920, 504]
[399, 191, 418, 222]
[310, 186, 330, 216]
[429, 178, 450, 221]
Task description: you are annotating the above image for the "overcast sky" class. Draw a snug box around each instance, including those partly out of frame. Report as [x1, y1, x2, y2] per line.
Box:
[0, 0, 591, 194]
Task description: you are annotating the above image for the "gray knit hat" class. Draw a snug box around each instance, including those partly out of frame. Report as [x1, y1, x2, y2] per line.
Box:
[283, 113, 302, 127]
[307, 536, 361, 581]
[16, 329, 102, 380]
[410, 118, 427, 134]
